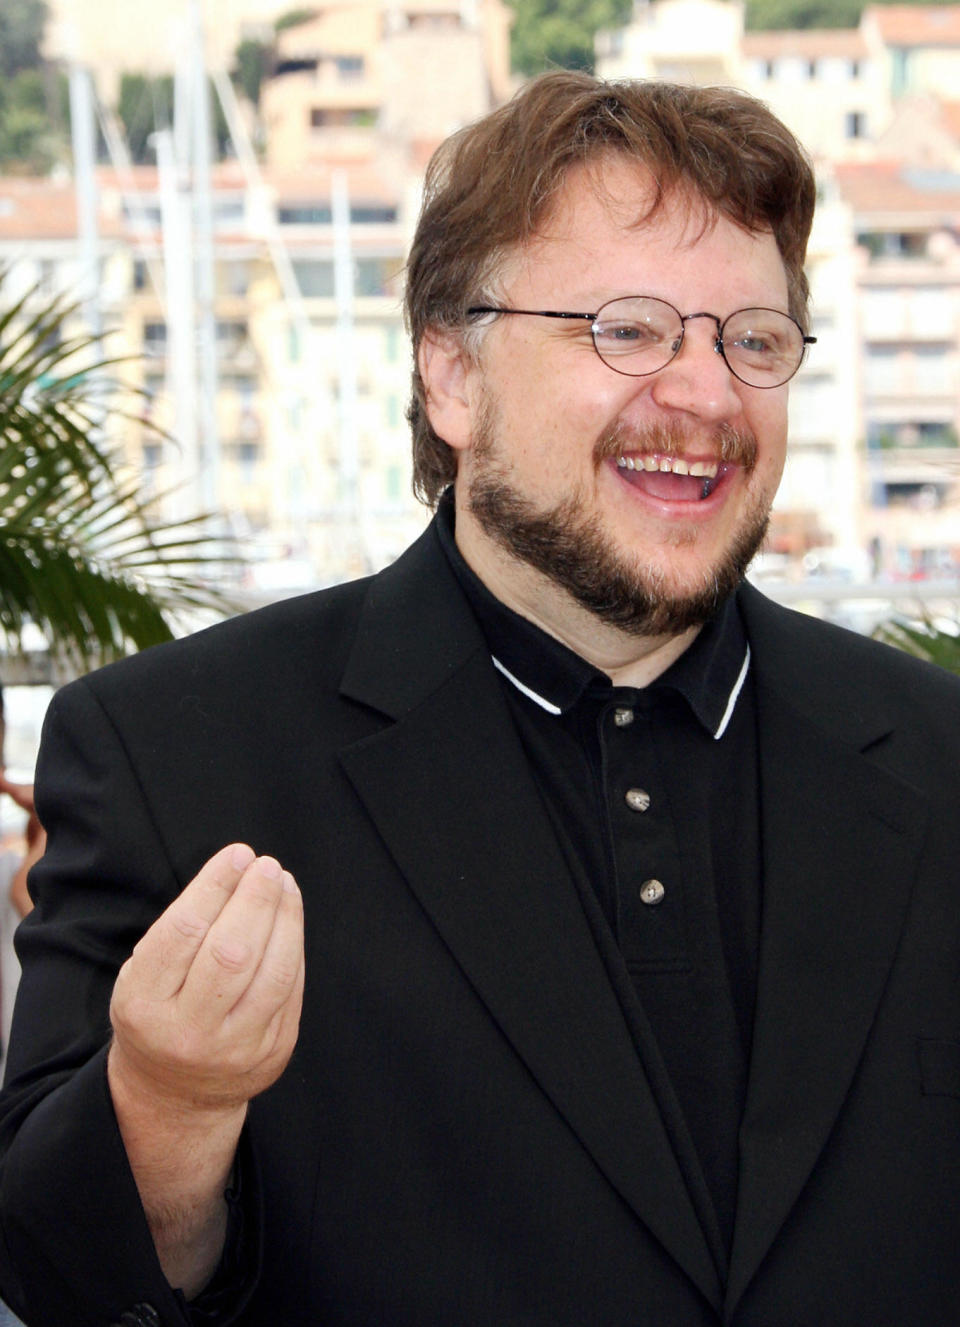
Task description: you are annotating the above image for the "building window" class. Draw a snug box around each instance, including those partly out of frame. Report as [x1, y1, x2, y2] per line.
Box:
[912, 345, 952, 396]
[309, 107, 376, 128]
[355, 258, 392, 296]
[845, 111, 866, 139]
[222, 260, 249, 297]
[279, 202, 397, 225]
[216, 320, 248, 351]
[856, 231, 928, 261]
[350, 205, 397, 223]
[292, 260, 334, 297]
[863, 345, 901, 395]
[143, 321, 167, 354]
[386, 464, 403, 502]
[891, 47, 909, 98]
[335, 55, 364, 79]
[807, 59, 817, 79]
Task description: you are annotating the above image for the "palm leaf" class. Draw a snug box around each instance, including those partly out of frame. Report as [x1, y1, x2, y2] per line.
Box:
[874, 616, 960, 677]
[0, 274, 242, 672]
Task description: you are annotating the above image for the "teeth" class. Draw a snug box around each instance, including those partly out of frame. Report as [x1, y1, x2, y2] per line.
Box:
[617, 454, 719, 477]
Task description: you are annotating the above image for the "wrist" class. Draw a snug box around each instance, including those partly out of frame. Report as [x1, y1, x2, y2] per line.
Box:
[107, 1035, 251, 1124]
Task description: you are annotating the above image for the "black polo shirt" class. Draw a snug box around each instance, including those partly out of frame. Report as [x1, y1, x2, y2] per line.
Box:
[435, 497, 762, 1260]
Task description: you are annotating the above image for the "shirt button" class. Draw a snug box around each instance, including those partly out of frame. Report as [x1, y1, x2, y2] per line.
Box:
[640, 879, 666, 906]
[613, 706, 635, 727]
[624, 787, 651, 813]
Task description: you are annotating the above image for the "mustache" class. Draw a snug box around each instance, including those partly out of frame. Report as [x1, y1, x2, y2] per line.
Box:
[594, 418, 759, 472]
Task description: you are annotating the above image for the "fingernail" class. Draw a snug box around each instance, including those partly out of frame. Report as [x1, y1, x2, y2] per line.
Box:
[230, 843, 255, 870]
[282, 870, 299, 895]
[259, 855, 282, 880]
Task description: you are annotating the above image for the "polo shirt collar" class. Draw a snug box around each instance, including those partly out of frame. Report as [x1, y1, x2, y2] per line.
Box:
[434, 491, 750, 740]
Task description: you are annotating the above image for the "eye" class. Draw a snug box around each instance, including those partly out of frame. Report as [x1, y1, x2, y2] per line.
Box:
[734, 333, 774, 355]
[724, 312, 799, 363]
[593, 320, 663, 350]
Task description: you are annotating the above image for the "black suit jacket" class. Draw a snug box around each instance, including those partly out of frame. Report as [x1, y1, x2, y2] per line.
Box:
[1, 519, 959, 1326]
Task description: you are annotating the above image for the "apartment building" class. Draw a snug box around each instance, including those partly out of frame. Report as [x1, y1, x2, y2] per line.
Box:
[14, 0, 513, 587]
[262, 0, 513, 171]
[838, 159, 960, 577]
[0, 161, 426, 586]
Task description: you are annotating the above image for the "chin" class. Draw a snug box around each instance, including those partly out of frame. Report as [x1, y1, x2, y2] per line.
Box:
[469, 470, 770, 638]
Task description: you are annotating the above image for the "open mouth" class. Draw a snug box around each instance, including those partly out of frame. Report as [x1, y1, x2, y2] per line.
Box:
[615, 453, 727, 501]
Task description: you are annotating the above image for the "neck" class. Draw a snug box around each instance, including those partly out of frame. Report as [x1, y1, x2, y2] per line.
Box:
[454, 514, 702, 689]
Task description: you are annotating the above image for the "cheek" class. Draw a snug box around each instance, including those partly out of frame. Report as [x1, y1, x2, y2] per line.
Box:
[748, 398, 788, 475]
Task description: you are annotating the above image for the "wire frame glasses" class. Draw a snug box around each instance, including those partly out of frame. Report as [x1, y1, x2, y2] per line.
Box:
[467, 295, 816, 389]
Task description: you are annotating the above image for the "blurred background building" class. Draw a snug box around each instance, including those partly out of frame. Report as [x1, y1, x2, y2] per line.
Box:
[0, 0, 958, 595]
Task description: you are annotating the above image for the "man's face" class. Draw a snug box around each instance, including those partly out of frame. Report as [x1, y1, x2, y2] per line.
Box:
[431, 158, 793, 639]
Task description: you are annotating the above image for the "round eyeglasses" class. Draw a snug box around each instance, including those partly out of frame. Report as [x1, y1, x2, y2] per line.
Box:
[467, 295, 816, 390]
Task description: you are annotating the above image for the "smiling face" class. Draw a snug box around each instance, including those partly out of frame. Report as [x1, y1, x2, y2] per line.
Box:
[420, 157, 793, 655]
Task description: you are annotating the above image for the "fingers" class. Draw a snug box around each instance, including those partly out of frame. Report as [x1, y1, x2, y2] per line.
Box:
[224, 868, 305, 1051]
[110, 845, 305, 1113]
[128, 843, 258, 1000]
[181, 856, 300, 1030]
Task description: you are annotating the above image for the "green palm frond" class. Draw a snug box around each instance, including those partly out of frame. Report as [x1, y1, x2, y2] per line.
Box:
[874, 615, 960, 677]
[0, 274, 242, 671]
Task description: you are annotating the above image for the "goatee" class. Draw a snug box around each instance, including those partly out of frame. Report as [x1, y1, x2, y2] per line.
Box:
[468, 410, 770, 638]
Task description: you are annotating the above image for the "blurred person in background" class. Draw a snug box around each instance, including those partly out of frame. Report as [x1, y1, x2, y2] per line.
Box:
[0, 686, 40, 1065]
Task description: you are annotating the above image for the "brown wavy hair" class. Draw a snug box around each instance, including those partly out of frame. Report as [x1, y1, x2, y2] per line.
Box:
[405, 71, 817, 505]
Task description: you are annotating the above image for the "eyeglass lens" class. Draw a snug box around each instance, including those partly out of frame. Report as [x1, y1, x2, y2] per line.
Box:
[592, 296, 806, 388]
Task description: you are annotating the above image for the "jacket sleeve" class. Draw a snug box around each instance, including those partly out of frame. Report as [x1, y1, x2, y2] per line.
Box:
[0, 678, 261, 1327]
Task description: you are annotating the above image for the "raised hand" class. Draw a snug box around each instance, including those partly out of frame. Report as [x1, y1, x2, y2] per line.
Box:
[107, 843, 305, 1296]
[110, 842, 305, 1113]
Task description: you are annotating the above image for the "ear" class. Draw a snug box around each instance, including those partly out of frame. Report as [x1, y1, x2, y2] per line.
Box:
[418, 328, 476, 453]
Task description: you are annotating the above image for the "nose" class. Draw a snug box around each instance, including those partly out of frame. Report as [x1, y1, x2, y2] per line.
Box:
[648, 316, 744, 423]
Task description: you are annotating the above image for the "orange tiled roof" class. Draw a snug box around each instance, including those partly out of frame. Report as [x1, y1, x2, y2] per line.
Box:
[0, 161, 403, 245]
[942, 99, 960, 137]
[742, 30, 866, 59]
[268, 164, 400, 204]
[0, 178, 88, 240]
[834, 158, 960, 212]
[864, 5, 960, 46]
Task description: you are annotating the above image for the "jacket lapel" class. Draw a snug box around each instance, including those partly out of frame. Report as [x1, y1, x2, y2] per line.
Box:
[727, 588, 927, 1314]
[338, 525, 724, 1309]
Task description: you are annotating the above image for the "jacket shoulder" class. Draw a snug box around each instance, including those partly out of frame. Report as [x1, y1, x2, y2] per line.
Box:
[77, 576, 373, 708]
[739, 583, 960, 781]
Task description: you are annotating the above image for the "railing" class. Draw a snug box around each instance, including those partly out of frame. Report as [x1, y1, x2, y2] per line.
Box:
[750, 575, 960, 634]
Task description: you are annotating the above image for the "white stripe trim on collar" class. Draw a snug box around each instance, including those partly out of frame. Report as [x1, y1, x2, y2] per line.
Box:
[491, 656, 562, 715]
[713, 643, 751, 741]
[492, 642, 752, 737]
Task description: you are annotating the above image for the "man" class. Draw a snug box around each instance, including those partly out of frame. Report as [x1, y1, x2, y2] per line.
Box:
[0, 72, 958, 1327]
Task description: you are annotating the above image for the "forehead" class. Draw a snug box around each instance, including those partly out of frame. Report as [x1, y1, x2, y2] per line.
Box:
[501, 157, 788, 308]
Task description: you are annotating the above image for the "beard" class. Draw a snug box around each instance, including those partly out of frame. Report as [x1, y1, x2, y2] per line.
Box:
[466, 403, 772, 638]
